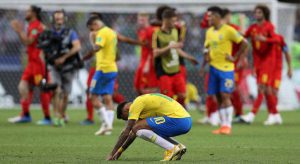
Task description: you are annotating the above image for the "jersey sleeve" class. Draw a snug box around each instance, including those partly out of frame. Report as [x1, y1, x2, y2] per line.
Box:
[204, 30, 209, 48]
[128, 97, 145, 120]
[28, 25, 41, 41]
[228, 27, 244, 44]
[152, 29, 158, 49]
[70, 30, 79, 42]
[244, 26, 252, 38]
[95, 31, 106, 47]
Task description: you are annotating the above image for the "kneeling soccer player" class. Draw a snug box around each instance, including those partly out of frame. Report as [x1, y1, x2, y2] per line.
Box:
[107, 93, 192, 161]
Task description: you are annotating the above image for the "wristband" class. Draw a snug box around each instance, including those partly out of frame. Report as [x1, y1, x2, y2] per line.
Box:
[117, 147, 123, 153]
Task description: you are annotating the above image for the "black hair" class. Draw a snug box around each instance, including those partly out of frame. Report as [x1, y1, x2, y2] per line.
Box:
[117, 101, 129, 119]
[156, 5, 175, 21]
[207, 6, 224, 17]
[31, 5, 42, 21]
[86, 16, 101, 27]
[222, 8, 231, 18]
[89, 12, 103, 20]
[162, 9, 176, 20]
[255, 4, 270, 21]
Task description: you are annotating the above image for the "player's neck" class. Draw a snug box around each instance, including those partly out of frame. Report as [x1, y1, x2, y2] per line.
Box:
[213, 22, 223, 30]
[161, 25, 171, 33]
[28, 17, 37, 23]
[257, 19, 266, 25]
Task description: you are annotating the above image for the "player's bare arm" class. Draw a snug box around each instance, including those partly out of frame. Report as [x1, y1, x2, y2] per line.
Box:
[107, 119, 136, 160]
[11, 20, 35, 46]
[226, 39, 248, 62]
[81, 32, 98, 61]
[283, 50, 293, 78]
[111, 131, 137, 160]
[54, 40, 81, 66]
[153, 42, 182, 58]
[176, 48, 199, 65]
[117, 33, 145, 46]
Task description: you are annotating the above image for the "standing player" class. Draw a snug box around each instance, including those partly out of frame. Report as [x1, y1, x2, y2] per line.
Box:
[241, 5, 281, 124]
[81, 12, 142, 125]
[152, 9, 198, 107]
[222, 8, 248, 121]
[107, 93, 191, 161]
[8, 6, 51, 125]
[198, 11, 220, 126]
[134, 13, 159, 95]
[204, 6, 248, 134]
[267, 34, 292, 124]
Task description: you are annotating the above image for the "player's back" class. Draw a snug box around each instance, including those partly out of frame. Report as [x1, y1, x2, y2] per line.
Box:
[95, 26, 118, 72]
[130, 93, 190, 120]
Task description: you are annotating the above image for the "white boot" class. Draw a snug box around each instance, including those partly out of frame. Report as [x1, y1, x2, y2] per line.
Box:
[264, 114, 276, 125]
[273, 113, 283, 125]
[209, 112, 220, 126]
[241, 112, 255, 124]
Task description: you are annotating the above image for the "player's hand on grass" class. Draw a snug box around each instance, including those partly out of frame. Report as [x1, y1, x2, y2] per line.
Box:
[11, 19, 23, 33]
[106, 154, 114, 161]
[112, 151, 122, 160]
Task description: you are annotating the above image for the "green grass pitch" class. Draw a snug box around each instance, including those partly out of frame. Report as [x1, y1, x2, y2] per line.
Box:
[0, 109, 299, 163]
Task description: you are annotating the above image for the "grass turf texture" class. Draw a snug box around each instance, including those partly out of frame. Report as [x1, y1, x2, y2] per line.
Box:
[0, 109, 299, 163]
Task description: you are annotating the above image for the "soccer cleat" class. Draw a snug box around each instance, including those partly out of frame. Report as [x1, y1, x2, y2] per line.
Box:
[197, 116, 209, 124]
[53, 118, 65, 127]
[273, 113, 283, 125]
[95, 124, 112, 136]
[264, 114, 282, 125]
[8, 115, 32, 123]
[240, 112, 255, 124]
[161, 145, 181, 161]
[209, 112, 220, 126]
[175, 144, 187, 160]
[80, 119, 94, 126]
[36, 118, 52, 125]
[220, 126, 232, 135]
[212, 127, 222, 135]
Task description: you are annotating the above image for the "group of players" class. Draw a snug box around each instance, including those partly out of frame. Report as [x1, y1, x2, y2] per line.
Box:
[5, 3, 293, 161]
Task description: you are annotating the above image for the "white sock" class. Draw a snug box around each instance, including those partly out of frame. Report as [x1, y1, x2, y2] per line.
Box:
[219, 108, 227, 127]
[225, 106, 234, 128]
[107, 110, 115, 128]
[96, 106, 110, 128]
[136, 129, 174, 150]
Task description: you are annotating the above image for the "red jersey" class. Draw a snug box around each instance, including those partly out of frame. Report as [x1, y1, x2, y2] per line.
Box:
[273, 34, 287, 71]
[27, 20, 44, 63]
[137, 25, 156, 72]
[229, 23, 241, 66]
[245, 21, 276, 68]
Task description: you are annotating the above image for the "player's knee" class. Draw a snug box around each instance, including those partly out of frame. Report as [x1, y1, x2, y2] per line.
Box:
[132, 124, 146, 134]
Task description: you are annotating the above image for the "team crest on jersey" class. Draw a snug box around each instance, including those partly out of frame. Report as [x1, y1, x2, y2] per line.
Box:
[225, 79, 233, 89]
[96, 37, 102, 43]
[219, 34, 223, 40]
[31, 29, 38, 35]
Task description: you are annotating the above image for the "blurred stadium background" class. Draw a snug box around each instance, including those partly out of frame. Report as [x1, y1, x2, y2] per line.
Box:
[0, 0, 299, 110]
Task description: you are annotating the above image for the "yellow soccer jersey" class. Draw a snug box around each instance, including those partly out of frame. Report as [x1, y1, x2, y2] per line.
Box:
[128, 93, 190, 120]
[185, 82, 200, 105]
[204, 24, 244, 71]
[95, 26, 118, 73]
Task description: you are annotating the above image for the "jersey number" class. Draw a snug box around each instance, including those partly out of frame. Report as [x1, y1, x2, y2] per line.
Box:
[154, 117, 166, 124]
[166, 42, 179, 67]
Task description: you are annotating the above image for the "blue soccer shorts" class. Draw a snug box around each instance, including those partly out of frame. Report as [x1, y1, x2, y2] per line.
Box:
[207, 66, 234, 95]
[90, 71, 117, 95]
[146, 116, 192, 138]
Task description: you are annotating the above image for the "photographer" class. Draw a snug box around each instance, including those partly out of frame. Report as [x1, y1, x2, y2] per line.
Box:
[48, 10, 81, 126]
